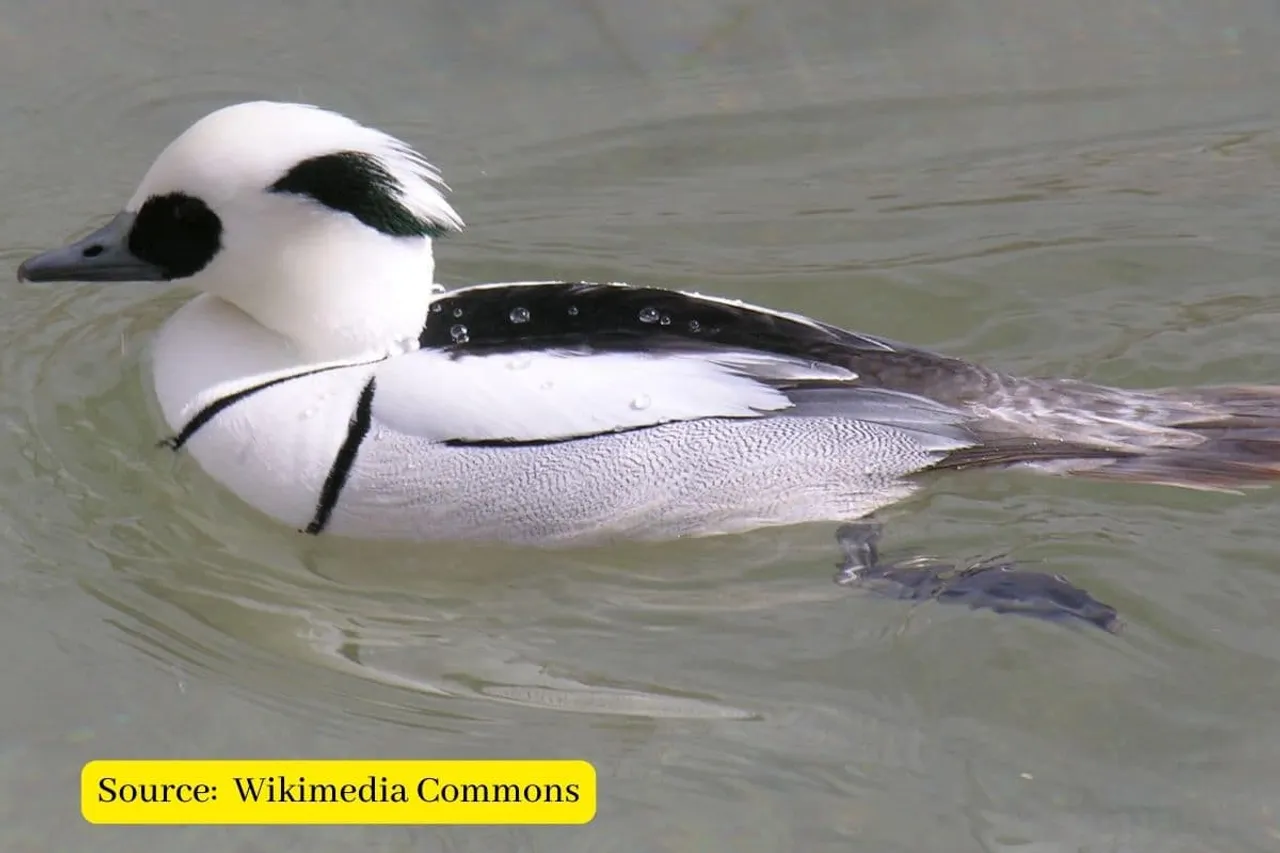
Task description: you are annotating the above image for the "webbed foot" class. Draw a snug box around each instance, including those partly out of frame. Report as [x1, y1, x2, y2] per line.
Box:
[833, 522, 1121, 632]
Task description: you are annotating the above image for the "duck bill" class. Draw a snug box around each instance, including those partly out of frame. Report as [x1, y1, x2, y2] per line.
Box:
[17, 212, 166, 282]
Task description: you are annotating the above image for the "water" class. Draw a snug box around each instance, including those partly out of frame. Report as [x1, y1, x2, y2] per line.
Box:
[4, 0, 1280, 849]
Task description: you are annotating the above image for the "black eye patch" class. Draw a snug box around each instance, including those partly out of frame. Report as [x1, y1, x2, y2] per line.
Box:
[128, 192, 224, 279]
[269, 150, 449, 238]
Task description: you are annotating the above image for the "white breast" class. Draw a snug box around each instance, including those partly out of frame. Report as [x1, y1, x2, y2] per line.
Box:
[150, 294, 380, 530]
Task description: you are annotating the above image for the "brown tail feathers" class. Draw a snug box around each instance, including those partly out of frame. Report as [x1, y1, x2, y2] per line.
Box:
[932, 383, 1280, 493]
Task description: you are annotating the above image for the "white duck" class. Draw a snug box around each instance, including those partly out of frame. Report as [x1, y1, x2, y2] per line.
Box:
[18, 101, 1280, 549]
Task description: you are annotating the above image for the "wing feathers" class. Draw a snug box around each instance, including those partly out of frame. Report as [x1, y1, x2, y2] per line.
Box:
[372, 348, 844, 444]
[374, 281, 979, 450]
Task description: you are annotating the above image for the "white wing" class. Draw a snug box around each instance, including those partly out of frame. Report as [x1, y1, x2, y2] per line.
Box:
[370, 347, 857, 444]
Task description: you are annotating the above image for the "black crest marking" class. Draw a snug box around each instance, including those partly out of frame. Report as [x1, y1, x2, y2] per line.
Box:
[129, 192, 223, 280]
[270, 150, 449, 238]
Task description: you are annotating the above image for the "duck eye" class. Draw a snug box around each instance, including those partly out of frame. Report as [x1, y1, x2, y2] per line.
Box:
[172, 197, 204, 223]
[128, 191, 224, 280]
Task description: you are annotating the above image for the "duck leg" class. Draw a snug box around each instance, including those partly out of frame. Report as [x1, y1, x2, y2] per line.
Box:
[833, 522, 1121, 632]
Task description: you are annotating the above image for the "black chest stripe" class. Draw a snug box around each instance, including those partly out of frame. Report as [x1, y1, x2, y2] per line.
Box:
[160, 361, 379, 452]
[305, 378, 377, 536]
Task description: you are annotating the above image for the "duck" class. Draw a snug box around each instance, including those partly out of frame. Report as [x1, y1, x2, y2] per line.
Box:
[16, 101, 1280, 564]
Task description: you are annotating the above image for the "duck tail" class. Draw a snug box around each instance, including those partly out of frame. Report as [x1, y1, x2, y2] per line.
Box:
[933, 382, 1280, 492]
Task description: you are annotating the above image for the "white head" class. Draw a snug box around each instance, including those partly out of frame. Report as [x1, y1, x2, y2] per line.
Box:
[18, 101, 465, 358]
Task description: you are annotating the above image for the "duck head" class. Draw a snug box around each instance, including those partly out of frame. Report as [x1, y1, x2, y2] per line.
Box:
[18, 100, 465, 359]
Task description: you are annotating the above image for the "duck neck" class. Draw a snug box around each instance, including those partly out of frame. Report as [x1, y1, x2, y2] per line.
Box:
[211, 235, 441, 363]
[263, 278, 435, 363]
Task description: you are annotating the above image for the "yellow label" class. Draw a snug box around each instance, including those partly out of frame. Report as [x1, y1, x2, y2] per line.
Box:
[81, 760, 596, 825]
